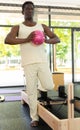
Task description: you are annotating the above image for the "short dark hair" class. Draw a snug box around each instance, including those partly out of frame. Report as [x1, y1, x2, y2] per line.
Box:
[22, 1, 34, 11]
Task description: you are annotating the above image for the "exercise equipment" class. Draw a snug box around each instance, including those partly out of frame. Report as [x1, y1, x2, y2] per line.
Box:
[58, 86, 67, 98]
[21, 84, 80, 130]
[0, 95, 5, 102]
[32, 30, 45, 45]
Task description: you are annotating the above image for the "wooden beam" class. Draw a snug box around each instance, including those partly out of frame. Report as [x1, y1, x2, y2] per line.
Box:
[38, 103, 68, 130]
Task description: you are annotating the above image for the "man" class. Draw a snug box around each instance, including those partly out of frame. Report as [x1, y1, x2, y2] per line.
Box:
[5, 1, 60, 127]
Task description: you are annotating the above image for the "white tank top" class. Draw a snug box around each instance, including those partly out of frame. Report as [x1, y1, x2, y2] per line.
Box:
[18, 23, 47, 66]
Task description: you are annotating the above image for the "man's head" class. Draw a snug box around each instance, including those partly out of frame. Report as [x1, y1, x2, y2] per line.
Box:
[22, 1, 35, 20]
[22, 1, 34, 12]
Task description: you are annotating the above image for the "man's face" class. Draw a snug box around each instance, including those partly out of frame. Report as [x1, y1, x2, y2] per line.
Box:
[22, 4, 34, 20]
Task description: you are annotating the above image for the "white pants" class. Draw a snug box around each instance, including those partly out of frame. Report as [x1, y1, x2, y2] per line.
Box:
[23, 63, 54, 121]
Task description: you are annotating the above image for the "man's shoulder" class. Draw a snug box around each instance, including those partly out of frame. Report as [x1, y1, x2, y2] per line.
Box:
[13, 24, 19, 28]
[14, 23, 24, 30]
[42, 24, 47, 27]
[14, 23, 23, 27]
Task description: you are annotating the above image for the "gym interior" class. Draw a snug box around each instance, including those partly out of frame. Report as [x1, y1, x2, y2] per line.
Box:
[0, 0, 80, 130]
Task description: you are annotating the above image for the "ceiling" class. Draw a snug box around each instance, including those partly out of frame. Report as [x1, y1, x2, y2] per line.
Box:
[0, 0, 80, 8]
[0, 0, 80, 22]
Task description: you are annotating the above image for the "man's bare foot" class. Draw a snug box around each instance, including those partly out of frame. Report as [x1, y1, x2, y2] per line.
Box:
[30, 120, 39, 127]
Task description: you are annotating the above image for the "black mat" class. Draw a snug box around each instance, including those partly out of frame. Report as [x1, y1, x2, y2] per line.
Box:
[46, 104, 80, 119]
[0, 101, 51, 130]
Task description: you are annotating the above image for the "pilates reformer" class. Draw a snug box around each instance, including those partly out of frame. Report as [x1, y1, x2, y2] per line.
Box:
[21, 83, 80, 130]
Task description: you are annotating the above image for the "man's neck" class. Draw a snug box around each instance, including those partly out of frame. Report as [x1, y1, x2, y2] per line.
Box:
[23, 19, 36, 27]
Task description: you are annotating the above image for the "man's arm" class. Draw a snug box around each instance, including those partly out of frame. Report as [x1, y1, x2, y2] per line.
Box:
[42, 24, 60, 44]
[5, 25, 33, 45]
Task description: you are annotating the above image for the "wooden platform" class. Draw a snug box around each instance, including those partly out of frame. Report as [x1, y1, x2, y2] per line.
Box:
[21, 84, 80, 130]
[52, 72, 64, 90]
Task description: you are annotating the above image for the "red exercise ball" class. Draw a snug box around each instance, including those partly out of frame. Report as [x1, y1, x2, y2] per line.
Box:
[32, 30, 45, 45]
